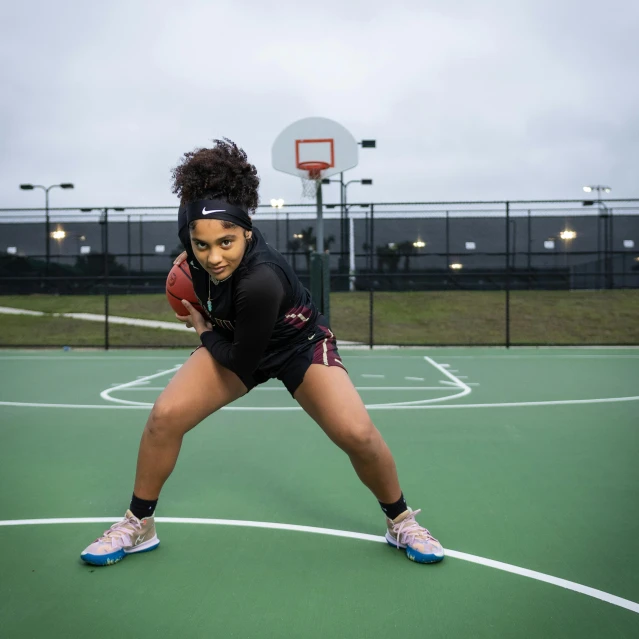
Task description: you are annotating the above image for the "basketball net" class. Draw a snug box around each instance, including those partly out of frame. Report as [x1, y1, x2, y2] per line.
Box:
[299, 162, 329, 200]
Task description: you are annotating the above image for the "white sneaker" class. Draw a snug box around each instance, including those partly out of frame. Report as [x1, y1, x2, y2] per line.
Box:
[81, 510, 160, 566]
[385, 508, 444, 563]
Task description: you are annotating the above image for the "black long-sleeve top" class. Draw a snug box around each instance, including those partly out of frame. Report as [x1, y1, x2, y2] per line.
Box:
[178, 212, 320, 388]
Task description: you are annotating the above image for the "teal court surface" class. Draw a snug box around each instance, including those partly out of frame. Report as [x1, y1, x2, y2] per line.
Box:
[0, 348, 638, 637]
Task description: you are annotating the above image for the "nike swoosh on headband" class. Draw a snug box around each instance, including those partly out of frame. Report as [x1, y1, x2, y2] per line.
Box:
[202, 208, 227, 215]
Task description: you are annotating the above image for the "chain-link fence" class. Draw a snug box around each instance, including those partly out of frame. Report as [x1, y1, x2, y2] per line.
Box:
[1, 199, 637, 347]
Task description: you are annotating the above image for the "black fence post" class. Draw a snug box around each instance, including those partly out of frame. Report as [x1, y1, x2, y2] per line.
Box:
[445, 211, 450, 270]
[369, 286, 374, 349]
[609, 207, 615, 289]
[527, 209, 531, 273]
[370, 204, 375, 273]
[139, 216, 144, 273]
[103, 208, 110, 350]
[505, 201, 511, 349]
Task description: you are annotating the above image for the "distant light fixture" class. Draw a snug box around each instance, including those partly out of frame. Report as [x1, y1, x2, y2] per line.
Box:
[80, 246, 91, 255]
[154, 245, 166, 254]
[544, 240, 555, 250]
[450, 263, 463, 270]
[293, 233, 303, 239]
[413, 239, 426, 248]
[559, 230, 577, 241]
[270, 198, 284, 209]
[7, 246, 17, 254]
[388, 242, 397, 250]
[623, 240, 635, 248]
[80, 235, 86, 241]
[361, 179, 373, 185]
[360, 140, 376, 148]
[583, 185, 611, 194]
[51, 230, 66, 240]
[465, 241, 476, 250]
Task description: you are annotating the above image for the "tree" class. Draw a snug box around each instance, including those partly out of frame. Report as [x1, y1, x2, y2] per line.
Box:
[396, 241, 416, 272]
[298, 226, 335, 270]
[376, 244, 401, 272]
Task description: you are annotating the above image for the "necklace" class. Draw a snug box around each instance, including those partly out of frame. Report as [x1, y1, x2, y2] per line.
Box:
[207, 270, 233, 314]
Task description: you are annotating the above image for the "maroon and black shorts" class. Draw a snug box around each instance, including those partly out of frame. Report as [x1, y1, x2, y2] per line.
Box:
[252, 317, 347, 396]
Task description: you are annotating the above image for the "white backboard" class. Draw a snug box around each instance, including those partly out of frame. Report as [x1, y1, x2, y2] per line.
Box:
[272, 117, 358, 179]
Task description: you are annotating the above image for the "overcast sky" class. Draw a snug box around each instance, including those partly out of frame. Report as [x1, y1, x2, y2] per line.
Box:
[2, 0, 638, 211]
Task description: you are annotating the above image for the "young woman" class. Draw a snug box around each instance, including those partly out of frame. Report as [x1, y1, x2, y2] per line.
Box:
[80, 139, 444, 566]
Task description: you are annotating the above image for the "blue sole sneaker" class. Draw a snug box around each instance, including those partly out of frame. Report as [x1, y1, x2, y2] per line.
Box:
[385, 508, 444, 564]
[81, 510, 160, 566]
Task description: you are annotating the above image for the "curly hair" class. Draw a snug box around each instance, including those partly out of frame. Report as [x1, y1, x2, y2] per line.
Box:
[171, 138, 260, 213]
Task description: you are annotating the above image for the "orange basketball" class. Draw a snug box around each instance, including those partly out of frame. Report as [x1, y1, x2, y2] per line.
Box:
[166, 262, 205, 316]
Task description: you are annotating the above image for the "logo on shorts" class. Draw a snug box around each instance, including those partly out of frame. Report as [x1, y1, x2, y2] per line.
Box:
[307, 333, 315, 340]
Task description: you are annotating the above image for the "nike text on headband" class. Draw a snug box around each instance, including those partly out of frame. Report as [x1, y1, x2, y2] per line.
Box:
[185, 199, 252, 231]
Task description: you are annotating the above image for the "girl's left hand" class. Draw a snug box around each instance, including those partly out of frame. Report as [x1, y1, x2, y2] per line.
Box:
[176, 300, 213, 336]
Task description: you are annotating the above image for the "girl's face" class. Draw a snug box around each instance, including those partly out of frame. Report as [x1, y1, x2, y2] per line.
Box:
[189, 219, 252, 280]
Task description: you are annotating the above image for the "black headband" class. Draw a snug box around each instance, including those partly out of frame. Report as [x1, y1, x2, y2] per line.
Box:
[185, 199, 252, 231]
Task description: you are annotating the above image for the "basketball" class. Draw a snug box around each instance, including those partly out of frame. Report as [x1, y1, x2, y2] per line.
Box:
[166, 262, 205, 316]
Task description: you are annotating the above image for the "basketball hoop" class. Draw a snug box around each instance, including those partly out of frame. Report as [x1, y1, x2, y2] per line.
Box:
[299, 161, 330, 199]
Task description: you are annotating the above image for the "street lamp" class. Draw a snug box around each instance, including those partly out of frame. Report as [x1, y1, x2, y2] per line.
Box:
[20, 182, 74, 270]
[270, 199, 284, 251]
[319, 138, 375, 271]
[559, 229, 577, 274]
[321, 177, 373, 272]
[583, 185, 611, 197]
[413, 239, 426, 249]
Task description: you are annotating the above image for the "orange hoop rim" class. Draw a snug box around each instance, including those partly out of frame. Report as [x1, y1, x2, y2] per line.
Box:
[297, 160, 330, 179]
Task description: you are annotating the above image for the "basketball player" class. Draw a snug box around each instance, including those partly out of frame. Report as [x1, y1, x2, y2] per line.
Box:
[80, 139, 444, 566]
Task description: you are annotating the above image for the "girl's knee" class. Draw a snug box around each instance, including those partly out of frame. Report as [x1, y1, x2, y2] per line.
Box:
[146, 400, 186, 439]
[340, 421, 378, 456]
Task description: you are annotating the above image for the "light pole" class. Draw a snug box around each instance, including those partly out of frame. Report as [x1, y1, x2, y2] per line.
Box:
[583, 185, 611, 199]
[321, 138, 376, 272]
[270, 198, 284, 251]
[583, 186, 612, 289]
[322, 177, 373, 272]
[326, 203, 370, 290]
[81, 207, 125, 350]
[20, 183, 74, 271]
[559, 229, 577, 287]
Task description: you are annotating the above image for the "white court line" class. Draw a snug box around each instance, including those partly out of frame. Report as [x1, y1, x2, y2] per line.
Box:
[100, 366, 181, 406]
[366, 357, 472, 408]
[404, 377, 425, 381]
[1, 353, 639, 361]
[117, 386, 456, 393]
[0, 516, 636, 615]
[2, 395, 639, 411]
[100, 361, 468, 409]
[362, 374, 385, 378]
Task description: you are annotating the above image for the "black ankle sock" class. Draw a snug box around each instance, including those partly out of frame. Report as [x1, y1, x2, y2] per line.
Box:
[379, 493, 408, 521]
[130, 493, 158, 520]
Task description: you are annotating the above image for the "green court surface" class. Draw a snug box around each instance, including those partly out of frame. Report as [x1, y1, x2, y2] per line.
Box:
[1, 348, 638, 638]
